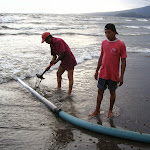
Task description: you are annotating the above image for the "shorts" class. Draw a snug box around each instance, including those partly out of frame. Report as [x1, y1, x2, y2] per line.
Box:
[61, 58, 77, 71]
[97, 78, 118, 91]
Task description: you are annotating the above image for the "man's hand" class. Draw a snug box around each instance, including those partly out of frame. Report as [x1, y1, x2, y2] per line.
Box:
[118, 58, 126, 86]
[50, 60, 57, 65]
[46, 66, 50, 71]
[45, 63, 53, 71]
[117, 76, 123, 86]
[94, 55, 102, 80]
[94, 71, 98, 80]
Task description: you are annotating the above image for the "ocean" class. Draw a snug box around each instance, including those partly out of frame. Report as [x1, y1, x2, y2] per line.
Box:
[0, 13, 150, 83]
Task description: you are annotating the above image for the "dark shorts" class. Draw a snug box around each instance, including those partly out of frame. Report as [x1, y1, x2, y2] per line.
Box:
[97, 78, 118, 91]
[61, 58, 77, 71]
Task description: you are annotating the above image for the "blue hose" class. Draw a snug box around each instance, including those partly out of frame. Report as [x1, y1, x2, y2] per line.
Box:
[59, 111, 150, 143]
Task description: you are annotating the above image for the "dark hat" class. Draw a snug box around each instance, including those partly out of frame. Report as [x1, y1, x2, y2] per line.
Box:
[105, 23, 118, 34]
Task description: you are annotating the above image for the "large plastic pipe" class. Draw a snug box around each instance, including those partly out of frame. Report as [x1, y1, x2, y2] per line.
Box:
[17, 78, 150, 143]
[16, 78, 57, 112]
[59, 111, 150, 143]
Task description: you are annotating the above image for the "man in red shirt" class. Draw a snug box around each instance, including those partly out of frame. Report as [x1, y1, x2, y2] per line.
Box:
[41, 32, 77, 95]
[89, 23, 127, 118]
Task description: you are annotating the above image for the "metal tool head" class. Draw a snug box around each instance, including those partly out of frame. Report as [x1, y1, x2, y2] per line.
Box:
[36, 74, 45, 80]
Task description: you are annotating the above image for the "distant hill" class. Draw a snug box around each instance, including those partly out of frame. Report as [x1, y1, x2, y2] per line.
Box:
[88, 5, 150, 18]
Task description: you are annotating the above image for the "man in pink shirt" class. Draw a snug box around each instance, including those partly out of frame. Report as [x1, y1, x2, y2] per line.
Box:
[89, 23, 127, 118]
[41, 32, 77, 95]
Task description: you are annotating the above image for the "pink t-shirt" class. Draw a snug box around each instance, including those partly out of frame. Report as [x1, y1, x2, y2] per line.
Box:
[99, 39, 127, 82]
[50, 37, 77, 71]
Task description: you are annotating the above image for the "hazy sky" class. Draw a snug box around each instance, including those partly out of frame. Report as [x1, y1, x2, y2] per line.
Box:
[1, 0, 150, 14]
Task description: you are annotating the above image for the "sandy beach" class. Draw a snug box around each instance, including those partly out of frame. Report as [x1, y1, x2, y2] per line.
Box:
[1, 53, 150, 150]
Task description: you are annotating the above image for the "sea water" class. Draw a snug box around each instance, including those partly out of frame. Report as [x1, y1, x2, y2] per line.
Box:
[0, 13, 150, 84]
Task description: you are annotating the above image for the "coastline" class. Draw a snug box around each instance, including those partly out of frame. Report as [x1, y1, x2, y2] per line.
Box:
[0, 52, 150, 150]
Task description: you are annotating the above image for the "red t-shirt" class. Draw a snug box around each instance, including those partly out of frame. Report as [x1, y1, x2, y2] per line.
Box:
[50, 37, 77, 71]
[99, 39, 127, 82]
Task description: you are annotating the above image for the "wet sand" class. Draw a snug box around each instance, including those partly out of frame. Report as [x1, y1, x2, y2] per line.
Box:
[0, 53, 150, 150]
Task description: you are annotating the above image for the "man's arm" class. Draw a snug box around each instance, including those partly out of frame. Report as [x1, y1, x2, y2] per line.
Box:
[118, 58, 126, 86]
[52, 55, 57, 61]
[95, 54, 103, 80]
[51, 39, 66, 65]
[50, 52, 65, 65]
[45, 55, 57, 71]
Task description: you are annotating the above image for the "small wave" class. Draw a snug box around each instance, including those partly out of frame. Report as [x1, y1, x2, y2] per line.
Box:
[122, 32, 150, 36]
[89, 17, 104, 21]
[143, 26, 150, 30]
[30, 22, 44, 24]
[136, 18, 148, 22]
[76, 52, 93, 64]
[29, 14, 42, 19]
[127, 47, 150, 53]
[46, 26, 88, 31]
[0, 16, 15, 23]
[0, 76, 14, 84]
[0, 33, 6, 36]
[1, 25, 10, 29]
[0, 25, 15, 30]
[0, 15, 23, 23]
[0, 32, 40, 36]
[125, 19, 132, 22]
[125, 26, 140, 29]
[74, 17, 104, 22]
[0, 25, 35, 31]
[55, 32, 103, 37]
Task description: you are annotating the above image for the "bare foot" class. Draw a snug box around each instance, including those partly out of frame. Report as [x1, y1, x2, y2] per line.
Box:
[64, 93, 71, 98]
[68, 88, 72, 95]
[107, 110, 113, 118]
[57, 86, 61, 89]
[68, 91, 71, 95]
[88, 110, 100, 117]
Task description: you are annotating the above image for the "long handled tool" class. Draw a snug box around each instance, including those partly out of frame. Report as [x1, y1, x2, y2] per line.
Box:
[35, 63, 53, 89]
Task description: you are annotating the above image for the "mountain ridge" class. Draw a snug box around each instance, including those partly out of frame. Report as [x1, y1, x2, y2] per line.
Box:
[87, 5, 150, 18]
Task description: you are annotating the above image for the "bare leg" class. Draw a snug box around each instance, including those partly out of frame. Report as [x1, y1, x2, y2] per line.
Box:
[57, 65, 65, 89]
[67, 69, 74, 95]
[107, 90, 116, 118]
[88, 89, 104, 117]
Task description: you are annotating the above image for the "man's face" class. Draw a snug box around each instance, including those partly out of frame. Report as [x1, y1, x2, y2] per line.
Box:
[105, 30, 116, 41]
[45, 37, 53, 44]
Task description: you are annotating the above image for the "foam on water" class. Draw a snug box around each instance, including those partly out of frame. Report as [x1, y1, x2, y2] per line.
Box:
[127, 47, 150, 53]
[136, 18, 148, 22]
[0, 48, 100, 84]
[125, 26, 140, 29]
